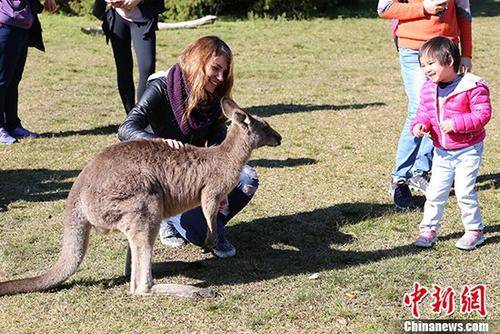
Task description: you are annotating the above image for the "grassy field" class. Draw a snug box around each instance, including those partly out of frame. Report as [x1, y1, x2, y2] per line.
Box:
[0, 8, 499, 334]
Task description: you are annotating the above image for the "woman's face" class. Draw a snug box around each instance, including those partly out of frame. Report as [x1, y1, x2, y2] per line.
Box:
[204, 55, 229, 93]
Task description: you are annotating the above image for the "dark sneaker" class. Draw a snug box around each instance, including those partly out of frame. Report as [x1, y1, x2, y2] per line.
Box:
[11, 126, 38, 139]
[409, 174, 430, 194]
[213, 238, 236, 258]
[159, 219, 185, 247]
[0, 127, 17, 144]
[390, 181, 416, 211]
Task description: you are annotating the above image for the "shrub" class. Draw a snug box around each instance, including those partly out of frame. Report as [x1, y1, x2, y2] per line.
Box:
[53, 0, 377, 20]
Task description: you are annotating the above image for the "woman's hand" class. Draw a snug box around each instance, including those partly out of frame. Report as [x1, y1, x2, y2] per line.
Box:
[219, 196, 229, 212]
[107, 0, 125, 9]
[459, 57, 472, 73]
[120, 0, 142, 10]
[44, 0, 58, 13]
[423, 0, 448, 15]
[440, 120, 454, 134]
[163, 139, 185, 149]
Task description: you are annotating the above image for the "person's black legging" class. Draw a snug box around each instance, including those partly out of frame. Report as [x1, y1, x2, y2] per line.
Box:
[109, 13, 156, 114]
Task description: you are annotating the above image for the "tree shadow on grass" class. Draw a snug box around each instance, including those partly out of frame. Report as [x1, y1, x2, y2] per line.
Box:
[476, 173, 499, 191]
[246, 102, 385, 117]
[171, 211, 500, 287]
[0, 169, 78, 211]
[249, 157, 317, 168]
[48, 204, 500, 293]
[38, 124, 119, 138]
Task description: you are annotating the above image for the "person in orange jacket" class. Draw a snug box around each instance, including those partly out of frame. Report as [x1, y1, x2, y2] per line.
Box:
[377, 0, 472, 210]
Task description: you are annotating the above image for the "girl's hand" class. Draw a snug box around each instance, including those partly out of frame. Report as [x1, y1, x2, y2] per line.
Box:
[219, 196, 229, 212]
[44, 0, 58, 13]
[413, 124, 429, 137]
[423, 0, 448, 15]
[459, 57, 473, 73]
[440, 120, 454, 134]
[163, 139, 185, 149]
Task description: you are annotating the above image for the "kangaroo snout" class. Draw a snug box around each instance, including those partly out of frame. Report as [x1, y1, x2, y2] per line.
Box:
[271, 130, 282, 147]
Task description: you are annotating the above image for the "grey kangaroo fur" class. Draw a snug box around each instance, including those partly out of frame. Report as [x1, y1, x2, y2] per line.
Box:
[0, 97, 281, 298]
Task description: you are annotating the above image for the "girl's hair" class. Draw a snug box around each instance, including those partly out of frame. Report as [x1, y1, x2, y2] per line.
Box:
[179, 36, 234, 121]
[419, 36, 461, 73]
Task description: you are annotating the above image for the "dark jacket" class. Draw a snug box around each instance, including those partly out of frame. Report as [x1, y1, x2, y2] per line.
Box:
[92, 0, 165, 40]
[118, 77, 227, 147]
[92, 0, 165, 20]
[28, 0, 44, 51]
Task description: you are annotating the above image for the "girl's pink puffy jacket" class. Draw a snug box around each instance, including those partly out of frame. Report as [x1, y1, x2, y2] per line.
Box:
[410, 73, 492, 150]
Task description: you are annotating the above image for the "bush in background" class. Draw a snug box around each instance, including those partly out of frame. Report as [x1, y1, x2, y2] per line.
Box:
[165, 0, 377, 20]
[56, 0, 94, 16]
[54, 0, 377, 20]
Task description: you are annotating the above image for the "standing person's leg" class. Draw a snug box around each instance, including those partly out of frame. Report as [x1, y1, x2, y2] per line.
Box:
[0, 24, 30, 143]
[165, 165, 259, 257]
[130, 21, 155, 102]
[453, 144, 484, 250]
[393, 48, 430, 180]
[109, 14, 135, 114]
[390, 48, 429, 209]
[416, 149, 454, 247]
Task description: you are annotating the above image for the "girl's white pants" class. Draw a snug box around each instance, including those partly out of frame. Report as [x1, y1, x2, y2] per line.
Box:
[419, 143, 484, 232]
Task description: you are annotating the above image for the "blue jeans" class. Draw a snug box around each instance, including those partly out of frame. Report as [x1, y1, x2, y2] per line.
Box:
[392, 48, 434, 182]
[0, 24, 29, 130]
[171, 165, 259, 246]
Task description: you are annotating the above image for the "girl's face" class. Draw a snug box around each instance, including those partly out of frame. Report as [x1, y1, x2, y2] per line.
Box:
[420, 55, 457, 83]
[204, 55, 229, 93]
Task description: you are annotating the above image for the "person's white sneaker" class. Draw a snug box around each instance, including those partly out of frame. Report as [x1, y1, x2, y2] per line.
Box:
[159, 218, 185, 247]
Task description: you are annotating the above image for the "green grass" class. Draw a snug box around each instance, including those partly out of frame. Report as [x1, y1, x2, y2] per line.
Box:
[1, 11, 499, 334]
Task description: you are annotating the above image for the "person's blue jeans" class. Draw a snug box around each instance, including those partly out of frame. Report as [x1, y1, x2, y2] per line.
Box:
[0, 23, 29, 130]
[392, 48, 434, 182]
[171, 165, 259, 246]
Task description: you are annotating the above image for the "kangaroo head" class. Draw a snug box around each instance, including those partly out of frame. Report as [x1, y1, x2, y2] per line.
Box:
[221, 97, 282, 148]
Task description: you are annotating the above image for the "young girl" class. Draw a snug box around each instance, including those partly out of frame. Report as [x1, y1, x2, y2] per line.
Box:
[410, 36, 492, 250]
[119, 36, 256, 260]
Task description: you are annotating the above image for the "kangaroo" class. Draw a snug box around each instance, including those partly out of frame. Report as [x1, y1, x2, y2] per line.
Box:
[0, 97, 281, 298]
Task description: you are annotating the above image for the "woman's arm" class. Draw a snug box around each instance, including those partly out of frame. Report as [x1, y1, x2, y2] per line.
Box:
[377, 0, 447, 20]
[118, 79, 167, 141]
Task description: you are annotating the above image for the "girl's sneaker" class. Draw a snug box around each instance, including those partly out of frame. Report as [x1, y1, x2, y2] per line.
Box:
[415, 230, 438, 248]
[0, 127, 17, 144]
[455, 230, 484, 250]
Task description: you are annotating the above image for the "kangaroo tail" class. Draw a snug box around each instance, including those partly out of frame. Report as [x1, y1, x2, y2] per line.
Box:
[0, 212, 91, 296]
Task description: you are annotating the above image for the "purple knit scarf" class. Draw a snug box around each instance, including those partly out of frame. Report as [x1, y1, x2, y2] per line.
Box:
[166, 63, 222, 137]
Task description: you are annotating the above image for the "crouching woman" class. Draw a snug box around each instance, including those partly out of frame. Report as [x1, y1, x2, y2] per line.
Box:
[118, 35, 258, 258]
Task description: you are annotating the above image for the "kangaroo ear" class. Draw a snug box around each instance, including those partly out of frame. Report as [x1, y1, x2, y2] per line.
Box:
[221, 97, 250, 125]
